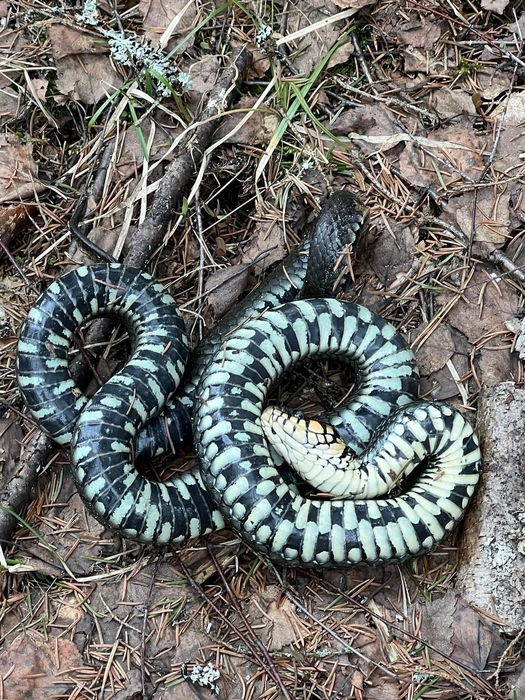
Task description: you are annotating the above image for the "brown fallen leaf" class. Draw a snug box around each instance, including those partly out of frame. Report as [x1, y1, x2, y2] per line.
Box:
[205, 263, 250, 318]
[266, 595, 302, 651]
[0, 631, 87, 699]
[412, 321, 455, 376]
[481, 0, 510, 13]
[443, 187, 509, 250]
[367, 222, 417, 292]
[0, 25, 24, 125]
[450, 597, 498, 671]
[415, 324, 471, 401]
[0, 420, 23, 478]
[394, 17, 443, 51]
[398, 123, 485, 192]
[241, 218, 287, 274]
[420, 590, 505, 672]
[21, 487, 108, 578]
[254, 585, 309, 651]
[48, 25, 124, 105]
[116, 119, 182, 180]
[283, 0, 354, 75]
[0, 134, 41, 203]
[435, 266, 517, 388]
[139, 0, 197, 44]
[332, 0, 375, 8]
[477, 66, 512, 100]
[0, 204, 36, 249]
[186, 55, 222, 116]
[331, 103, 404, 155]
[489, 93, 525, 219]
[0, 83, 19, 125]
[365, 678, 401, 700]
[428, 88, 478, 120]
[214, 96, 280, 146]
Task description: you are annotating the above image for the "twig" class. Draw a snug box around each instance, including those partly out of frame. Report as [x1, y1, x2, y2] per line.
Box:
[352, 34, 377, 91]
[194, 189, 207, 343]
[205, 543, 294, 700]
[173, 552, 294, 700]
[467, 53, 521, 265]
[317, 574, 507, 700]
[0, 432, 53, 545]
[126, 47, 250, 269]
[405, 0, 525, 71]
[0, 239, 37, 292]
[487, 249, 525, 285]
[140, 557, 163, 697]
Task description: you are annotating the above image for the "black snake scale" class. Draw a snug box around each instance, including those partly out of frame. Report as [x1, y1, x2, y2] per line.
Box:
[193, 300, 480, 566]
[134, 191, 364, 460]
[16, 193, 481, 566]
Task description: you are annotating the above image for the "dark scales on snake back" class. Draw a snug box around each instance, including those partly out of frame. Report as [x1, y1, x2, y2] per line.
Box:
[16, 192, 481, 568]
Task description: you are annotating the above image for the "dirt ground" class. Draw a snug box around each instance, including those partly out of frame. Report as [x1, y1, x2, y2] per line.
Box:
[0, 0, 524, 698]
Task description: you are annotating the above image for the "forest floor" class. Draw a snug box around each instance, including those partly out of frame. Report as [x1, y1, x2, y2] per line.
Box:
[0, 0, 524, 698]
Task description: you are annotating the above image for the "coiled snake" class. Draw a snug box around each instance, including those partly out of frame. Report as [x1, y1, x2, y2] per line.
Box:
[16, 192, 481, 567]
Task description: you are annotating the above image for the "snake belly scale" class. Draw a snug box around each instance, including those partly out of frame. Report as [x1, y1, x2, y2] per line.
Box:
[16, 194, 481, 567]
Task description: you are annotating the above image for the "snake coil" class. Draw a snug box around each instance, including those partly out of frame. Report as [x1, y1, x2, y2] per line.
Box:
[16, 193, 481, 567]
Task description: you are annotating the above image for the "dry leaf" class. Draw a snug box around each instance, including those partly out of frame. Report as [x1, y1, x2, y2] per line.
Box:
[0, 204, 36, 247]
[0, 420, 23, 477]
[413, 321, 455, 375]
[398, 124, 484, 192]
[331, 103, 404, 154]
[476, 67, 512, 99]
[429, 88, 477, 119]
[0, 85, 19, 125]
[0, 632, 86, 699]
[0, 134, 41, 203]
[416, 326, 470, 401]
[283, 0, 352, 75]
[332, 0, 375, 7]
[21, 488, 108, 577]
[395, 18, 443, 50]
[435, 268, 516, 387]
[139, 0, 197, 44]
[266, 596, 300, 651]
[450, 597, 496, 670]
[420, 590, 504, 669]
[365, 679, 401, 700]
[368, 224, 417, 291]
[205, 264, 250, 318]
[116, 118, 181, 180]
[48, 26, 124, 105]
[214, 96, 280, 146]
[186, 55, 222, 115]
[436, 269, 517, 345]
[447, 188, 509, 248]
[241, 219, 287, 274]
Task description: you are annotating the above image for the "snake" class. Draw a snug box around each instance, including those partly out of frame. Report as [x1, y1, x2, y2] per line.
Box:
[16, 192, 481, 567]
